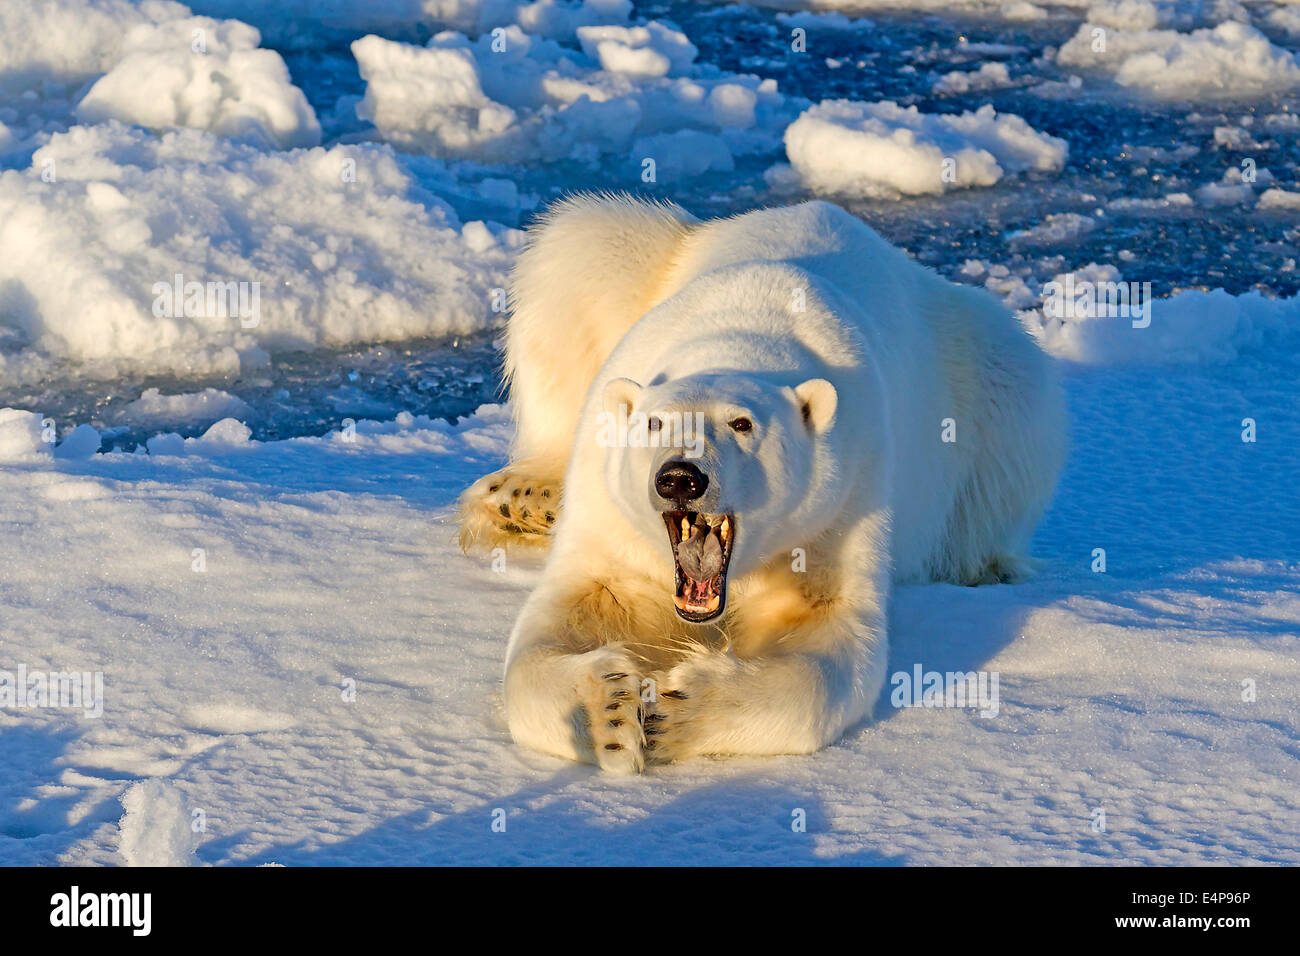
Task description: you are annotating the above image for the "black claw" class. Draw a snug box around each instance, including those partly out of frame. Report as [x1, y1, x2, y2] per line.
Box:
[602, 672, 628, 680]
[487, 484, 501, 493]
[660, 690, 688, 700]
[524, 488, 532, 495]
[644, 713, 665, 722]
[644, 727, 663, 737]
[608, 719, 624, 728]
[497, 503, 511, 517]
[605, 702, 620, 711]
[610, 690, 629, 699]
[604, 743, 623, 751]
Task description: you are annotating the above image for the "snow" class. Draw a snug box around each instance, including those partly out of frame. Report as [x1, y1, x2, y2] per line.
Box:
[124, 388, 252, 427]
[53, 422, 104, 459]
[74, 15, 322, 148]
[0, 122, 517, 386]
[1259, 186, 1300, 209]
[179, 0, 633, 45]
[932, 61, 1014, 95]
[576, 22, 698, 78]
[0, 1, 325, 154]
[1031, 283, 1300, 365]
[0, 408, 52, 461]
[117, 779, 198, 866]
[775, 11, 876, 31]
[1057, 20, 1300, 98]
[1007, 212, 1096, 246]
[1, 0, 1300, 867]
[778, 100, 1067, 198]
[2, 367, 1298, 864]
[1270, 6, 1300, 37]
[0, 0, 189, 91]
[352, 20, 793, 166]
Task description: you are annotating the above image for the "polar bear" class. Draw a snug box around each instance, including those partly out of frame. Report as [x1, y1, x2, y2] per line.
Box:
[459, 194, 1065, 773]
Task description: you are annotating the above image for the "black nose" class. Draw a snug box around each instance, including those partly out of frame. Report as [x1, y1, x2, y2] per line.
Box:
[655, 460, 708, 502]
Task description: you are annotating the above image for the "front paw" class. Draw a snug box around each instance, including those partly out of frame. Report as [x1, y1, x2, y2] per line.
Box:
[578, 650, 646, 774]
[643, 653, 735, 765]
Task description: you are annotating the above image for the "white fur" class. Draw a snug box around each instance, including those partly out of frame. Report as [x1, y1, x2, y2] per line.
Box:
[466, 194, 1066, 772]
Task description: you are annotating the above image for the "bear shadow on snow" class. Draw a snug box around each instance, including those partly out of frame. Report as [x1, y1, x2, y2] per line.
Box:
[0, 723, 126, 863]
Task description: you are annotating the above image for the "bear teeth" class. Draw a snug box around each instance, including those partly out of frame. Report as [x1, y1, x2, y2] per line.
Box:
[662, 510, 735, 622]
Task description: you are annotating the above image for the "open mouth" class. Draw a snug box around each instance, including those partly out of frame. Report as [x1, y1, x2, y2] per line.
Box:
[661, 510, 734, 623]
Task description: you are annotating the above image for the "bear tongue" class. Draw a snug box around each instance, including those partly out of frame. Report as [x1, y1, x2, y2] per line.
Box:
[676, 530, 723, 583]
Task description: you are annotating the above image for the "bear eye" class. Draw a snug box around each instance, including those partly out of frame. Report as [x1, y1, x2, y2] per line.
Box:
[647, 416, 663, 433]
[729, 417, 753, 433]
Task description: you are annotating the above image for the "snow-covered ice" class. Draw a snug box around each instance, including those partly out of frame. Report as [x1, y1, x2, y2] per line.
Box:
[74, 15, 322, 148]
[1, 0, 1299, 866]
[2, 359, 1297, 864]
[0, 122, 517, 386]
[1057, 20, 1300, 99]
[351, 20, 793, 166]
[778, 99, 1067, 198]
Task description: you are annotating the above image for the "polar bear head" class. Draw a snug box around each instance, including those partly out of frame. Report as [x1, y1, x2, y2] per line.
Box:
[600, 372, 840, 623]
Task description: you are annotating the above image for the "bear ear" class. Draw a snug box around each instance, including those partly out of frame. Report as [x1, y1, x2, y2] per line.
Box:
[603, 377, 642, 416]
[794, 378, 837, 433]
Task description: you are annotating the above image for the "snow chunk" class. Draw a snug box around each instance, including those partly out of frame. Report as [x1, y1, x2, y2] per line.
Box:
[175, 0, 632, 48]
[424, 0, 629, 36]
[194, 417, 252, 446]
[351, 33, 520, 160]
[1106, 192, 1193, 214]
[0, 123, 515, 385]
[1058, 21, 1300, 99]
[54, 423, 102, 459]
[781, 100, 1067, 199]
[352, 23, 793, 165]
[1000, 2, 1047, 21]
[0, 0, 188, 92]
[118, 779, 198, 867]
[1195, 164, 1273, 206]
[633, 129, 734, 175]
[932, 62, 1013, 95]
[1031, 273, 1300, 365]
[576, 22, 697, 79]
[1008, 212, 1096, 245]
[1084, 0, 1161, 31]
[1258, 188, 1300, 211]
[74, 16, 321, 149]
[146, 432, 186, 456]
[1267, 6, 1300, 37]
[125, 387, 251, 426]
[0, 408, 53, 460]
[775, 11, 875, 31]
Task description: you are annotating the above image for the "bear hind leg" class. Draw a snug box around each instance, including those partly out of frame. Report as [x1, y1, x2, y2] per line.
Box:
[457, 458, 563, 552]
